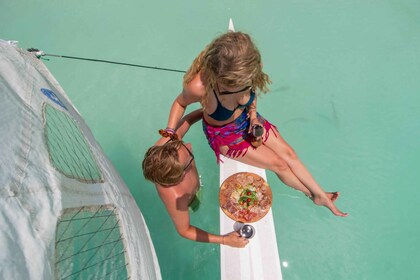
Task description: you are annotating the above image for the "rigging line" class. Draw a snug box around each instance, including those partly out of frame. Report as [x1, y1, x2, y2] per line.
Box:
[46, 53, 187, 73]
[27, 48, 186, 73]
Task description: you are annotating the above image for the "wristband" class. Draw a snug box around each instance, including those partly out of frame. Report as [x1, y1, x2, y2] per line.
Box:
[165, 127, 176, 134]
[159, 129, 179, 140]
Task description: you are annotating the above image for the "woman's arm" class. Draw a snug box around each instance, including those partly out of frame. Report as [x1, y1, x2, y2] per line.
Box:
[166, 75, 205, 132]
[156, 109, 203, 146]
[166, 92, 189, 132]
[248, 95, 257, 122]
[175, 109, 203, 139]
[247, 95, 264, 133]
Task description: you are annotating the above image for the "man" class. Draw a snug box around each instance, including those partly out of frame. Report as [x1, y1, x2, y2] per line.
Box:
[142, 109, 248, 248]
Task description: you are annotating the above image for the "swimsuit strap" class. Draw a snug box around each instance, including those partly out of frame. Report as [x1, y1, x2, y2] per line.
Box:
[212, 88, 223, 104]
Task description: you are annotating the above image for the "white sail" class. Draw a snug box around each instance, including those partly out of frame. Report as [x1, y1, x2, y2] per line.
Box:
[0, 39, 161, 280]
[229, 18, 235, 31]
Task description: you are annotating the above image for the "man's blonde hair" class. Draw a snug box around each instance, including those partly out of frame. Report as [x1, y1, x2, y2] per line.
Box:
[142, 141, 184, 186]
[183, 31, 271, 108]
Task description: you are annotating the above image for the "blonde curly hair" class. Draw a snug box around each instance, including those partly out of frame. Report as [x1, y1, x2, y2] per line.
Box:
[183, 31, 271, 108]
[142, 141, 184, 186]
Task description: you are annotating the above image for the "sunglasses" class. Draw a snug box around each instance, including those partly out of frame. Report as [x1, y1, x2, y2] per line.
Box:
[181, 142, 194, 171]
[166, 139, 195, 172]
[218, 84, 253, 95]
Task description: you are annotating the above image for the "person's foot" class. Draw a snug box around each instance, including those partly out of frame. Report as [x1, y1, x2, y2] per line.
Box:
[311, 193, 348, 217]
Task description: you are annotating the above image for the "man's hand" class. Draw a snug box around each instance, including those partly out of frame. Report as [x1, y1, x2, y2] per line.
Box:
[223, 231, 249, 248]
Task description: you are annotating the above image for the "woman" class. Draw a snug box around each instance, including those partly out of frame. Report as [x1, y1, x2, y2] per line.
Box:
[163, 31, 347, 217]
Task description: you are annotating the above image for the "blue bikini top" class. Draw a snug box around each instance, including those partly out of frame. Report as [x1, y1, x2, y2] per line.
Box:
[208, 88, 255, 121]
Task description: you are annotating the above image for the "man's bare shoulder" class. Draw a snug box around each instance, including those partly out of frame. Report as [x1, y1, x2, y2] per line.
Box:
[157, 184, 191, 211]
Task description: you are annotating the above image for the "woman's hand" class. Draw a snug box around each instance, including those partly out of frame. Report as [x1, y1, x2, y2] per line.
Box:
[249, 116, 265, 137]
[249, 116, 265, 148]
[222, 231, 249, 248]
[249, 118, 264, 134]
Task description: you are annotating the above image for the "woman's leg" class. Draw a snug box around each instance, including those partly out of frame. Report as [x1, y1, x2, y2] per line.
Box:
[220, 145, 311, 195]
[219, 142, 347, 216]
[261, 128, 347, 216]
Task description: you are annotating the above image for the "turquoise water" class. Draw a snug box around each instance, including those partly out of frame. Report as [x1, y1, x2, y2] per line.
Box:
[2, 1, 420, 279]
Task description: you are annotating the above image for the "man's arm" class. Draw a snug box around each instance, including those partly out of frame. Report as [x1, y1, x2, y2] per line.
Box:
[158, 188, 248, 248]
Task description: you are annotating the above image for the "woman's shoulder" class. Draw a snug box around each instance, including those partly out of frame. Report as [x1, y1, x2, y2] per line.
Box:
[183, 72, 206, 98]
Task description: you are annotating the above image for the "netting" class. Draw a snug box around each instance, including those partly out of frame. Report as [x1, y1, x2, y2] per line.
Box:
[55, 205, 128, 280]
[43, 103, 103, 183]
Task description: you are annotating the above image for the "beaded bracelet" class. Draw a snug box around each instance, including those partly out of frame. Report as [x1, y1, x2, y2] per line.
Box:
[159, 128, 179, 140]
[165, 127, 175, 134]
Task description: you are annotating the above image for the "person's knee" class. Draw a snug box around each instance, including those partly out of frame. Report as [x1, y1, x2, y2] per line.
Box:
[284, 147, 298, 161]
[272, 157, 289, 172]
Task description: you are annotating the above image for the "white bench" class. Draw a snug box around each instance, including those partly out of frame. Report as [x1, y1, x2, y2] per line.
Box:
[219, 155, 282, 280]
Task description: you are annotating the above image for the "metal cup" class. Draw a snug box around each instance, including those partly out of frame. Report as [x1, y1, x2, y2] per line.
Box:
[239, 224, 255, 239]
[252, 124, 263, 137]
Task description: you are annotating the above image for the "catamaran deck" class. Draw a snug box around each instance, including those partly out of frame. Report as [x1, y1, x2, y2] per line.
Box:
[219, 156, 282, 280]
